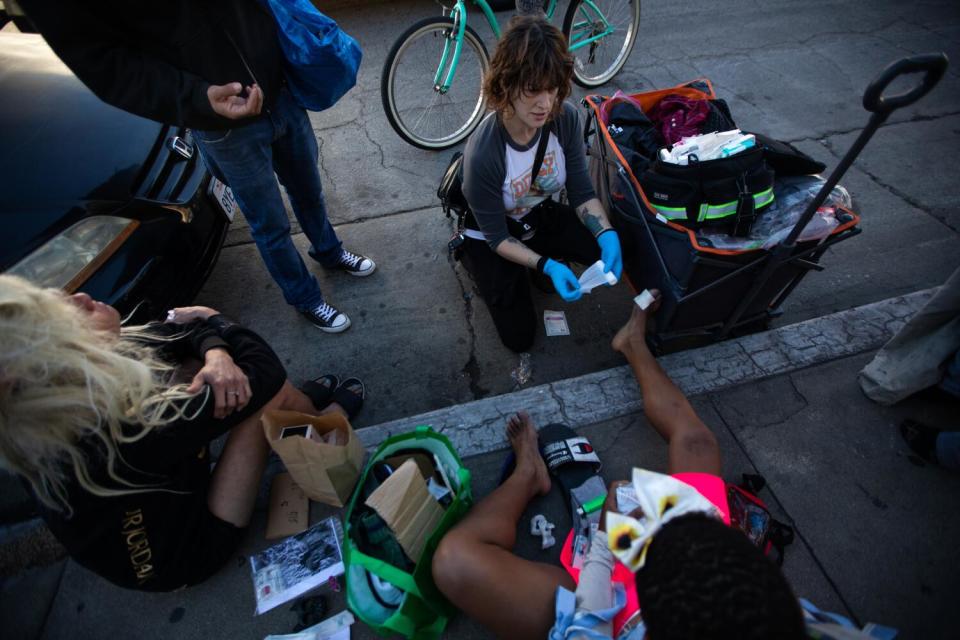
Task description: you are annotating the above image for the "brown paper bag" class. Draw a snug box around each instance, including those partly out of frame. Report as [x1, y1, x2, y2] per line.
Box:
[262, 409, 365, 507]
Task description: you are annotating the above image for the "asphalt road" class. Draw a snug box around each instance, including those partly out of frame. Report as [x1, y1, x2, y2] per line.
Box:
[199, 0, 960, 428]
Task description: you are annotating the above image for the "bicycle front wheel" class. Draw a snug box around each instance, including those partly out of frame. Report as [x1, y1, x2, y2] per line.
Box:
[563, 0, 640, 88]
[381, 17, 490, 151]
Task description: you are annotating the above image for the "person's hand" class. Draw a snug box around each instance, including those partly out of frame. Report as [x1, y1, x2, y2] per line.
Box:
[543, 259, 581, 302]
[186, 348, 251, 419]
[596, 230, 623, 281]
[165, 306, 219, 324]
[207, 82, 263, 120]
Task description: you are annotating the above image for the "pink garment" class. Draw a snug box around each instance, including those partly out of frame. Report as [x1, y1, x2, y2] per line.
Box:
[560, 473, 730, 635]
[647, 94, 710, 146]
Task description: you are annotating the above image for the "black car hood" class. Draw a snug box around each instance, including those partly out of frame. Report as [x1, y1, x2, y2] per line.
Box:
[0, 33, 162, 262]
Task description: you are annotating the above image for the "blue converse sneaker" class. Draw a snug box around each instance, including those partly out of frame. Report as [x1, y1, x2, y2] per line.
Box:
[300, 301, 351, 333]
[332, 249, 376, 277]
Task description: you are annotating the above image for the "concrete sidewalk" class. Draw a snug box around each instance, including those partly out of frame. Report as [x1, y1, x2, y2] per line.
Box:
[4, 297, 957, 640]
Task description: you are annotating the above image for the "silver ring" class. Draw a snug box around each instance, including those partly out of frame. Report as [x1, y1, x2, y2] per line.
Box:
[229, 391, 240, 396]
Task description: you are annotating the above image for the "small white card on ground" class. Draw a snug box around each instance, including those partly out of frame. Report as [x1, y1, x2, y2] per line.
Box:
[544, 310, 570, 336]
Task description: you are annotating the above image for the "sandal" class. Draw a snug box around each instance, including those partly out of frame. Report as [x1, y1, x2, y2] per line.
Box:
[538, 424, 606, 565]
[300, 374, 340, 412]
[332, 377, 365, 420]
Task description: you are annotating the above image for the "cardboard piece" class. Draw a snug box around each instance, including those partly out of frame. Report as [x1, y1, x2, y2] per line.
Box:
[262, 409, 366, 507]
[265, 472, 309, 540]
[384, 453, 435, 479]
[364, 459, 445, 564]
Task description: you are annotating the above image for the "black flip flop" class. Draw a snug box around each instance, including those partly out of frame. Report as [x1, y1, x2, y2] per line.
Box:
[538, 424, 606, 542]
[300, 374, 340, 411]
[332, 377, 365, 420]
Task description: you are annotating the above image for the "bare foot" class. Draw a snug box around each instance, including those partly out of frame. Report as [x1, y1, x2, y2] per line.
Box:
[612, 289, 661, 355]
[506, 411, 551, 497]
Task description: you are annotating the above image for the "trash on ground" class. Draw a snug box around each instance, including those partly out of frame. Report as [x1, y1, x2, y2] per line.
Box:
[264, 610, 355, 640]
[530, 514, 556, 549]
[250, 517, 345, 615]
[266, 472, 309, 540]
[511, 352, 533, 387]
[544, 310, 570, 337]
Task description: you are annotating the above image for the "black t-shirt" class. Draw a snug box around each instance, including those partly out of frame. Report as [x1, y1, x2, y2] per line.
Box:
[34, 316, 286, 590]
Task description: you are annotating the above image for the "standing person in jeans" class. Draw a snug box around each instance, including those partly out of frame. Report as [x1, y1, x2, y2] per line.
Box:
[460, 16, 623, 352]
[516, 0, 546, 16]
[20, 0, 376, 333]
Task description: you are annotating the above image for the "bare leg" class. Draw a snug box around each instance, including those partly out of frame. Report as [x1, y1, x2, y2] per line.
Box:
[207, 382, 346, 527]
[612, 292, 722, 475]
[433, 412, 573, 640]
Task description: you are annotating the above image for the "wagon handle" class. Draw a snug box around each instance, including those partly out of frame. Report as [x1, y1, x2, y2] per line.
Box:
[721, 53, 948, 338]
[779, 52, 948, 249]
[863, 53, 949, 115]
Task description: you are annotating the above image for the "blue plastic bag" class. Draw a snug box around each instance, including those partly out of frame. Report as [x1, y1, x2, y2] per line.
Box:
[265, 0, 362, 111]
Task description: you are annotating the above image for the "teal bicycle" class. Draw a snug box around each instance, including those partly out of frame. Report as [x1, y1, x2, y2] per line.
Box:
[381, 0, 640, 150]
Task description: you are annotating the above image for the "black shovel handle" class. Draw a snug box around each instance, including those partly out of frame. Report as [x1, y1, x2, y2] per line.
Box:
[862, 53, 949, 115]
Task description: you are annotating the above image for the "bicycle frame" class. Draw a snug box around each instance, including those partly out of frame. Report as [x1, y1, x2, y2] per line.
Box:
[566, 1, 616, 53]
[434, 0, 613, 92]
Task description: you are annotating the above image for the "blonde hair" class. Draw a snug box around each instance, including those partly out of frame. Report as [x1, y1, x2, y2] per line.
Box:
[0, 275, 207, 514]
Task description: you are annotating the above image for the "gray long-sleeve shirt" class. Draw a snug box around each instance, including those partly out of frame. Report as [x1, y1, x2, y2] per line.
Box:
[462, 101, 597, 249]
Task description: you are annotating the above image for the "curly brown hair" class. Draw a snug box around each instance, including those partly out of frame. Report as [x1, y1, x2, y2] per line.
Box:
[483, 15, 573, 119]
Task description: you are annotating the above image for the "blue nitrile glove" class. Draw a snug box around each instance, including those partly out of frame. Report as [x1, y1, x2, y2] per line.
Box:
[596, 229, 623, 281]
[542, 259, 582, 302]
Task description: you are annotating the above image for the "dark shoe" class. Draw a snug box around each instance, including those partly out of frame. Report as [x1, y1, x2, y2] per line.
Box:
[300, 302, 351, 333]
[332, 377, 365, 420]
[331, 249, 376, 277]
[300, 374, 340, 411]
[900, 419, 939, 464]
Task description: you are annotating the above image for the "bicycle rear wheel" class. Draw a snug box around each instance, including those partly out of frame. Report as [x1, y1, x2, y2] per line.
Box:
[381, 17, 490, 151]
[563, 0, 640, 88]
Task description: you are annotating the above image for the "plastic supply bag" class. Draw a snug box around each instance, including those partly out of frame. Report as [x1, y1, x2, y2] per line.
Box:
[265, 0, 362, 111]
[697, 176, 853, 252]
[598, 90, 646, 125]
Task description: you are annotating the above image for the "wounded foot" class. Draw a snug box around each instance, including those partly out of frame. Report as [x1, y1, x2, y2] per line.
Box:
[612, 288, 661, 354]
[506, 411, 551, 497]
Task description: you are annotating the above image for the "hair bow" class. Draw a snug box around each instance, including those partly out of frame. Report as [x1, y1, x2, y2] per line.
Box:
[606, 468, 721, 572]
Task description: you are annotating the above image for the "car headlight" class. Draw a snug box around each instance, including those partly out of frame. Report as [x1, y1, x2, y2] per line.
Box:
[6, 215, 139, 291]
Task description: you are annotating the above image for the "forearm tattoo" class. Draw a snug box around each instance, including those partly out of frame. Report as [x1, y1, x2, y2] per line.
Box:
[577, 204, 605, 237]
[502, 237, 540, 270]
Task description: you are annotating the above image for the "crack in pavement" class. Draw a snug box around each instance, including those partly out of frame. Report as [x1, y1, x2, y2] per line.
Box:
[449, 254, 486, 400]
[707, 394, 862, 625]
[820, 135, 960, 234]
[221, 205, 444, 248]
[547, 382, 573, 424]
[784, 109, 960, 146]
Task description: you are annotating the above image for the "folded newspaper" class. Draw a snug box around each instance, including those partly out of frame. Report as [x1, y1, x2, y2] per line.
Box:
[250, 516, 345, 615]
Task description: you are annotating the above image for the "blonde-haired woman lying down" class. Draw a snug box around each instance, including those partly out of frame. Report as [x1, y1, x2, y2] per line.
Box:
[0, 275, 361, 591]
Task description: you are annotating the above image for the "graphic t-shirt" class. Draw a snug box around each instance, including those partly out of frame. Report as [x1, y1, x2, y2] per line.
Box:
[462, 101, 596, 247]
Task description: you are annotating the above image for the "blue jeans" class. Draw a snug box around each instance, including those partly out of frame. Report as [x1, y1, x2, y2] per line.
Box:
[193, 88, 342, 310]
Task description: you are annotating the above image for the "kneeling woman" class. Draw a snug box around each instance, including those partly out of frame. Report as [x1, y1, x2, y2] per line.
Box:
[0, 275, 361, 591]
[461, 16, 623, 352]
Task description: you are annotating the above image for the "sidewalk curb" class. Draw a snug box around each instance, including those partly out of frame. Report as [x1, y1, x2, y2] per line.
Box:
[357, 289, 935, 457]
